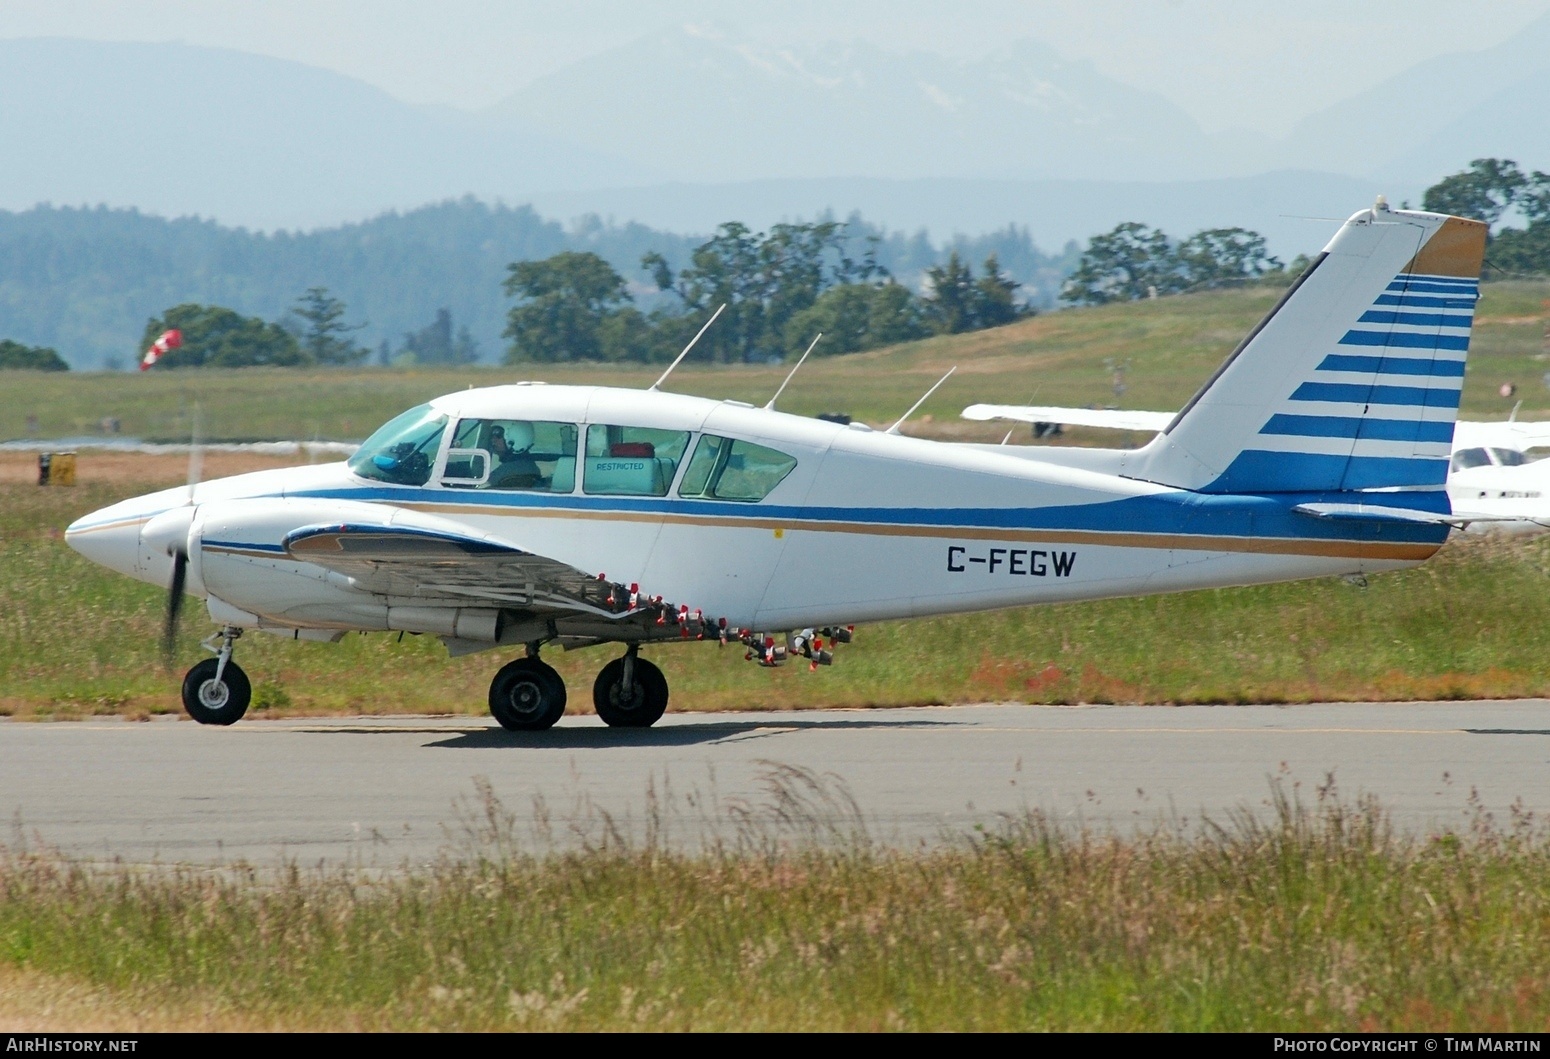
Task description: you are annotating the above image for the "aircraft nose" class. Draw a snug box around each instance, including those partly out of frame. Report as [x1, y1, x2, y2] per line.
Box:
[64, 506, 146, 580]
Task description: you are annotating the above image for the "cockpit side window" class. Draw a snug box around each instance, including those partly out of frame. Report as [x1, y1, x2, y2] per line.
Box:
[1450, 448, 1491, 472]
[582, 425, 691, 497]
[443, 418, 579, 492]
[348, 404, 448, 486]
[678, 435, 797, 502]
[1492, 447, 1527, 467]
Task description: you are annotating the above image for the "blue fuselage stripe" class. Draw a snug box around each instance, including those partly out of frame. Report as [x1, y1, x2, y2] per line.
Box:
[282, 485, 1450, 545]
[1208, 451, 1448, 492]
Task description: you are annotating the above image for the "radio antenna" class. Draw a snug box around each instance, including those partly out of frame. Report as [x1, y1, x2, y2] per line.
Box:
[887, 366, 955, 435]
[1001, 385, 1038, 445]
[650, 303, 725, 392]
[764, 333, 822, 410]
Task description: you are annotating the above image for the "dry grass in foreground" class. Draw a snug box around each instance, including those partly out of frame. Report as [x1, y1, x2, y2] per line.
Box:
[1, 774, 1549, 1031]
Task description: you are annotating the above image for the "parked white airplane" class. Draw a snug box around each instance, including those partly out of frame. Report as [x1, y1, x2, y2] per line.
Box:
[67, 202, 1485, 729]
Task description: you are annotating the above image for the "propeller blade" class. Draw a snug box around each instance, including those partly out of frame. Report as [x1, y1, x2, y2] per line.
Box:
[163, 548, 187, 666]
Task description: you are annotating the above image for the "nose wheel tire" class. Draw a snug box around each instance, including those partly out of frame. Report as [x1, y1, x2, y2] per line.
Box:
[489, 657, 567, 731]
[181, 658, 252, 726]
[593, 655, 669, 728]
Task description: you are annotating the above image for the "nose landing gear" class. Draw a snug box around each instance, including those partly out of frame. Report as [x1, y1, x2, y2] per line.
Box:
[181, 626, 250, 725]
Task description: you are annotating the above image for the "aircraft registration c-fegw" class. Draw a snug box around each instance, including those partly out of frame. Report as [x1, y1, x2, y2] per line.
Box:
[66, 202, 1487, 730]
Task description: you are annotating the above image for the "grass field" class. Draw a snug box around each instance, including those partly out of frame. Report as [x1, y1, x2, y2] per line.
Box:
[3, 784, 1550, 1031]
[6, 285, 1550, 1031]
[3, 280, 1547, 445]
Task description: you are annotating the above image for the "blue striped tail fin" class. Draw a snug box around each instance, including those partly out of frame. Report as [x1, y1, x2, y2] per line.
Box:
[1129, 205, 1487, 496]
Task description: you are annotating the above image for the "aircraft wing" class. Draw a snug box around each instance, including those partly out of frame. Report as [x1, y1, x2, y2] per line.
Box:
[283, 522, 643, 620]
[962, 404, 1175, 433]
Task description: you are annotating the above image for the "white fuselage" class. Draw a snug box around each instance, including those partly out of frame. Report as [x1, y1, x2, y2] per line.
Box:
[66, 385, 1447, 641]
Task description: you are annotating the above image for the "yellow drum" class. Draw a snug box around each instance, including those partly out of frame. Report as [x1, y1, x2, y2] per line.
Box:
[38, 451, 77, 486]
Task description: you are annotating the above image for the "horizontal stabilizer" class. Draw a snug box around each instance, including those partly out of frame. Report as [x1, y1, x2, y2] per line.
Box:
[1292, 502, 1522, 528]
[1292, 502, 1460, 525]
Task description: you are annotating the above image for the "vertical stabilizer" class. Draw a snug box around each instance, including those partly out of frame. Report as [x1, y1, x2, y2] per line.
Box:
[1129, 205, 1487, 494]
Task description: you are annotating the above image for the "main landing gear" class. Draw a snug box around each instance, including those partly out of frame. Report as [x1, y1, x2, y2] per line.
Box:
[181, 626, 251, 725]
[489, 653, 567, 731]
[487, 643, 669, 731]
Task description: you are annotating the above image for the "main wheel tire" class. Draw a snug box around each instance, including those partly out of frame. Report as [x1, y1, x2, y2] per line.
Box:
[592, 655, 669, 728]
[489, 657, 567, 731]
[181, 658, 252, 726]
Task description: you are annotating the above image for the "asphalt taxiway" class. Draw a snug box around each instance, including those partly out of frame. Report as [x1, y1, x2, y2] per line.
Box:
[4, 700, 1548, 866]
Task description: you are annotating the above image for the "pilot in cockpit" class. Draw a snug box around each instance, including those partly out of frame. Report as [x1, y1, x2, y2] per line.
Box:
[488, 423, 542, 488]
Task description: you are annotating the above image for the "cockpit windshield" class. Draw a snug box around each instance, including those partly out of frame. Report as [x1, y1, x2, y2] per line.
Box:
[1451, 448, 1491, 472]
[348, 404, 448, 486]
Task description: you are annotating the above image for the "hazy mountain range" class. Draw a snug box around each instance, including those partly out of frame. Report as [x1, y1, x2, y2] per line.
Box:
[1, 17, 1547, 244]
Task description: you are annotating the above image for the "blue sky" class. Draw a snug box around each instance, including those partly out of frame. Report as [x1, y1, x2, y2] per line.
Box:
[3, 0, 1547, 135]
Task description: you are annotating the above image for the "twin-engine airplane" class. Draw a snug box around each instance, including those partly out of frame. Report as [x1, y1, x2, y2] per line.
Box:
[67, 202, 1486, 729]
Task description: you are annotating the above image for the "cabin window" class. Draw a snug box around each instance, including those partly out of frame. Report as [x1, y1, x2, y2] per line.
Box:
[1450, 448, 1491, 472]
[1492, 448, 1528, 467]
[443, 418, 579, 492]
[349, 404, 448, 486]
[678, 434, 797, 502]
[582, 425, 691, 496]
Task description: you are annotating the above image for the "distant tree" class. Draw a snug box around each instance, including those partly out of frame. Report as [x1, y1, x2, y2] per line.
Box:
[921, 253, 1029, 334]
[596, 306, 656, 362]
[1175, 228, 1280, 289]
[289, 287, 367, 365]
[0, 339, 67, 371]
[1519, 170, 1550, 225]
[1422, 158, 1527, 227]
[1061, 223, 1181, 305]
[972, 254, 1025, 328]
[645, 220, 862, 363]
[923, 252, 978, 334]
[400, 308, 479, 365]
[1422, 160, 1550, 275]
[1062, 223, 1278, 305]
[139, 304, 304, 368]
[503, 251, 633, 363]
[1490, 222, 1550, 275]
[783, 281, 926, 355]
